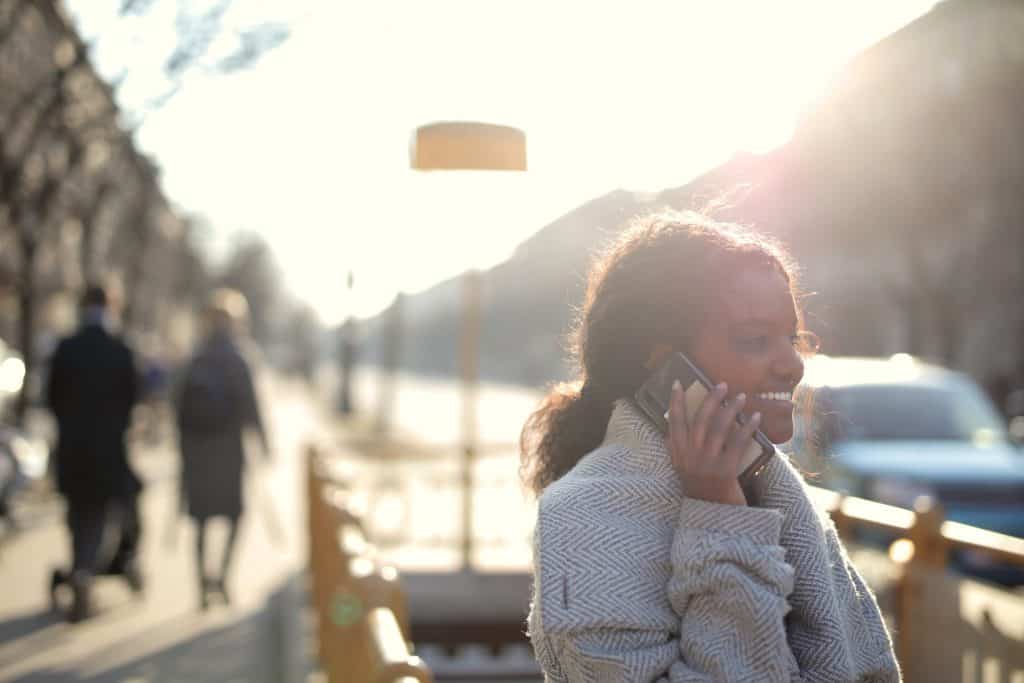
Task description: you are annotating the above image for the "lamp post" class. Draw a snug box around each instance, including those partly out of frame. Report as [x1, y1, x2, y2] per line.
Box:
[338, 270, 357, 415]
[410, 121, 526, 569]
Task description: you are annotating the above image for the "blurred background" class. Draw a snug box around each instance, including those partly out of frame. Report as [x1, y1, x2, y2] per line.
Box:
[0, 1, 1023, 682]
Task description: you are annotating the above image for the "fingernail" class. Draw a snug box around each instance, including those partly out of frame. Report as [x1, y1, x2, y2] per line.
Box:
[672, 380, 681, 393]
[752, 411, 761, 422]
[736, 393, 746, 403]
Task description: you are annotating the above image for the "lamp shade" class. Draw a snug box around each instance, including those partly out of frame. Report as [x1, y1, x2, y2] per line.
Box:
[410, 121, 526, 171]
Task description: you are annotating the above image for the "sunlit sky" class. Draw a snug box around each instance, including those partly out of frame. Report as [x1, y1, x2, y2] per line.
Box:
[68, 1, 937, 324]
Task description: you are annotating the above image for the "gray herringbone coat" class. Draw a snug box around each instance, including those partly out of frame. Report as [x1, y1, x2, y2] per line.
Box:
[529, 400, 900, 682]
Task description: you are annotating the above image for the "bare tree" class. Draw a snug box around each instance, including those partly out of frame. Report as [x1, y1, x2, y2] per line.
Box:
[0, 0, 290, 424]
[216, 235, 281, 347]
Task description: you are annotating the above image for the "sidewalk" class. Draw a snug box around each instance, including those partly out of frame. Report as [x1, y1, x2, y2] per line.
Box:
[0, 377, 323, 683]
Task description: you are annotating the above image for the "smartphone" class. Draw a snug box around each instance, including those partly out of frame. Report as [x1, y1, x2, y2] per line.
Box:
[634, 352, 775, 485]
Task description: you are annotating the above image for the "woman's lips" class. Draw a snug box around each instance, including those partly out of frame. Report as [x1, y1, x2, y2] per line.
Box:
[751, 391, 794, 413]
[755, 391, 792, 402]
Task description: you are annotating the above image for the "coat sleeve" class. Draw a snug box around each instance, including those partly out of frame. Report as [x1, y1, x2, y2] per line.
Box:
[237, 358, 268, 452]
[122, 344, 140, 413]
[534, 499, 802, 682]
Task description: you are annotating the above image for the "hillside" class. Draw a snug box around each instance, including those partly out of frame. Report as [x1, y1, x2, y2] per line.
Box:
[354, 0, 1024, 390]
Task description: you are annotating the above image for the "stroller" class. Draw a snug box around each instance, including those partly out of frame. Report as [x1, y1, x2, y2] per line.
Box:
[0, 425, 49, 532]
[48, 498, 144, 622]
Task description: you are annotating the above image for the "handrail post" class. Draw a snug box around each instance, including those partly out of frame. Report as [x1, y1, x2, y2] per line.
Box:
[908, 496, 947, 569]
[891, 496, 947, 681]
[326, 564, 415, 682]
[366, 607, 434, 682]
[831, 493, 854, 540]
[306, 444, 329, 664]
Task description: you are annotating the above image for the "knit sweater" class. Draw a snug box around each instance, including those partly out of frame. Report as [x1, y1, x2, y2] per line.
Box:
[528, 400, 900, 682]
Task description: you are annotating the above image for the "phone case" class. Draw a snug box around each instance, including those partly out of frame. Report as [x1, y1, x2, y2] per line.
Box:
[633, 352, 774, 485]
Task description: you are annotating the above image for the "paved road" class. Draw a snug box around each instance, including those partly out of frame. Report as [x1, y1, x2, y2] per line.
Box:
[0, 376, 326, 683]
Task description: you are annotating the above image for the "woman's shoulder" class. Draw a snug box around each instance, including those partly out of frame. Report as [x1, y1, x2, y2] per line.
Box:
[535, 440, 681, 572]
[539, 440, 678, 518]
[532, 443, 681, 635]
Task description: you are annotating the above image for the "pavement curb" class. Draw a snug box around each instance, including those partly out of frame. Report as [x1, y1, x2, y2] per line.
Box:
[271, 570, 309, 683]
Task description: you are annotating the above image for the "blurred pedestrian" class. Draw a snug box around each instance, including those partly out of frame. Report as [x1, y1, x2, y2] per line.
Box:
[175, 289, 270, 610]
[46, 284, 142, 623]
[137, 344, 170, 446]
[522, 212, 900, 681]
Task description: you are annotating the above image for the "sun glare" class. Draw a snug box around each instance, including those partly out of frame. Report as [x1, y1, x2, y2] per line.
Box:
[70, 0, 939, 324]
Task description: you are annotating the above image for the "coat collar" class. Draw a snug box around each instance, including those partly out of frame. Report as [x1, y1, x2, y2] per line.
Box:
[602, 397, 789, 503]
[600, 399, 675, 474]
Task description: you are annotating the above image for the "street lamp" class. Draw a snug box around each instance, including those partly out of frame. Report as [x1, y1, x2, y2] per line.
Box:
[409, 121, 526, 570]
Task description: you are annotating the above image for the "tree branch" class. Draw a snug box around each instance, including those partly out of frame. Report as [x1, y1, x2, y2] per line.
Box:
[0, 0, 33, 50]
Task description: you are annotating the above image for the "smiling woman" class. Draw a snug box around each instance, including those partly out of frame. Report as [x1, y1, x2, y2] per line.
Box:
[521, 210, 899, 682]
[520, 211, 816, 493]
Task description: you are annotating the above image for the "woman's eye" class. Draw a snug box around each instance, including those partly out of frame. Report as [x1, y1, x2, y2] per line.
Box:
[792, 330, 821, 354]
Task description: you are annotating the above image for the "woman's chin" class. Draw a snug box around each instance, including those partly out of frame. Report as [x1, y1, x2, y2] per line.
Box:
[762, 421, 794, 445]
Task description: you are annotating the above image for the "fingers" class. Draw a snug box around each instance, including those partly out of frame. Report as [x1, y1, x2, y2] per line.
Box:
[723, 410, 762, 473]
[690, 382, 728, 452]
[667, 380, 758, 475]
[704, 392, 746, 459]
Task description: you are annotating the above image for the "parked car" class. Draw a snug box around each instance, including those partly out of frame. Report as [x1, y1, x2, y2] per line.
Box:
[0, 424, 49, 515]
[0, 340, 48, 528]
[0, 338, 25, 421]
[787, 354, 1024, 585]
[1006, 388, 1024, 443]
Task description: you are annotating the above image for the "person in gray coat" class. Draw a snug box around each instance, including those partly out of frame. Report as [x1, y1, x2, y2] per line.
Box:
[521, 212, 900, 681]
[175, 289, 269, 610]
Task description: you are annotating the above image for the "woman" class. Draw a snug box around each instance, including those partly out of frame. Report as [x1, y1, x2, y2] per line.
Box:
[522, 212, 900, 682]
[176, 289, 269, 609]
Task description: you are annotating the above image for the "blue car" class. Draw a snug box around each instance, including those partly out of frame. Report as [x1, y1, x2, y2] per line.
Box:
[787, 354, 1024, 585]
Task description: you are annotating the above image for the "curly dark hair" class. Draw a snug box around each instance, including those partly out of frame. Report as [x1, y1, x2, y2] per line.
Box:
[519, 210, 806, 495]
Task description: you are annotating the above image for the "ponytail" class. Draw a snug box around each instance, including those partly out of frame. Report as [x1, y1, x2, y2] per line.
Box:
[520, 380, 616, 495]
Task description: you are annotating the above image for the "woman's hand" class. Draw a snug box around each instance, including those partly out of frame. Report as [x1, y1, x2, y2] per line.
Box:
[666, 380, 761, 507]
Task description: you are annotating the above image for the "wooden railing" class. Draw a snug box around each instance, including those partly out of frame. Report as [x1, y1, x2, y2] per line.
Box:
[306, 445, 433, 683]
[809, 487, 1024, 682]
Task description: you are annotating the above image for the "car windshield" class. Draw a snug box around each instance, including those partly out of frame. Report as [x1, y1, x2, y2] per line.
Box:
[826, 383, 1008, 442]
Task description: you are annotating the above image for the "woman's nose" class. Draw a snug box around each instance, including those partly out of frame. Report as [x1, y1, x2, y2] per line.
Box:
[774, 341, 805, 384]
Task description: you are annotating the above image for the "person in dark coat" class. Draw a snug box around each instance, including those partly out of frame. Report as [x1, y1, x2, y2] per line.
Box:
[46, 284, 142, 622]
[175, 289, 269, 610]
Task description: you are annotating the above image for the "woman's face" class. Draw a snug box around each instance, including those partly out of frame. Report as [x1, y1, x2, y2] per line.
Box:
[688, 265, 805, 444]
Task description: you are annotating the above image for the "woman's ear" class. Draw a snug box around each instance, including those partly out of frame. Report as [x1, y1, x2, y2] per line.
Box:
[644, 343, 675, 371]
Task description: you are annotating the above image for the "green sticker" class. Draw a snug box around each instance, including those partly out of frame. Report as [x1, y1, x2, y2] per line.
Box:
[330, 591, 363, 627]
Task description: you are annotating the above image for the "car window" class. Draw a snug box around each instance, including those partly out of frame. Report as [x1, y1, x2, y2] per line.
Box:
[824, 383, 1007, 442]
